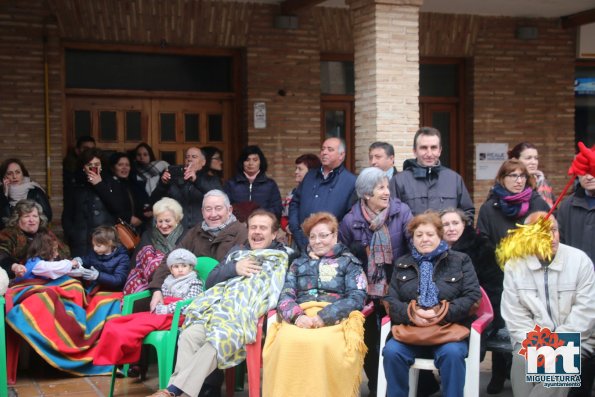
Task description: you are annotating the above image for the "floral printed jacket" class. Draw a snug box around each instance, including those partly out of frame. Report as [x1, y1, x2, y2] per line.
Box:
[277, 243, 367, 326]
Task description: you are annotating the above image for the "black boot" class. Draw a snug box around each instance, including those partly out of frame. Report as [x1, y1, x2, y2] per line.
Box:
[416, 370, 440, 397]
[487, 351, 509, 394]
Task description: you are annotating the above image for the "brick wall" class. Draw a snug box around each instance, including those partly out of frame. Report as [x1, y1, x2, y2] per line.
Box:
[244, 5, 323, 198]
[0, 1, 63, 219]
[0, 2, 579, 229]
[469, 17, 576, 210]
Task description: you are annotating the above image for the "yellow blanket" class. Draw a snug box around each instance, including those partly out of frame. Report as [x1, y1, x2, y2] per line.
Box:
[263, 301, 367, 397]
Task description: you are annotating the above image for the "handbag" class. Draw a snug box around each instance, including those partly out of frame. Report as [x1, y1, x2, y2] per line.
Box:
[115, 218, 140, 250]
[391, 300, 470, 346]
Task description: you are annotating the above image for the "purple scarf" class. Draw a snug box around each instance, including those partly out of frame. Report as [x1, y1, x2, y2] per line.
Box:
[360, 201, 393, 298]
[492, 184, 533, 218]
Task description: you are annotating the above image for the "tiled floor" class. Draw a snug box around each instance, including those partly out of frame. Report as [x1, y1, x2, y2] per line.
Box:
[12, 351, 582, 397]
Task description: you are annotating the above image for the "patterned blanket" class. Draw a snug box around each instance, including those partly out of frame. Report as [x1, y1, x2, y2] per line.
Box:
[183, 248, 288, 368]
[6, 276, 122, 376]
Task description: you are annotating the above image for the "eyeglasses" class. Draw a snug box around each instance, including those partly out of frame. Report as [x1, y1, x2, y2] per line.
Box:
[505, 173, 527, 181]
[308, 232, 334, 241]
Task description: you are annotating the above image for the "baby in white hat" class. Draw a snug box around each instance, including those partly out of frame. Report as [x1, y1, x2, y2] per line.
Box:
[154, 248, 203, 315]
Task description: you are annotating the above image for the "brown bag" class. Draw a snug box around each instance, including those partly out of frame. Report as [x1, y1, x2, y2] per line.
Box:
[391, 300, 470, 346]
[114, 218, 140, 250]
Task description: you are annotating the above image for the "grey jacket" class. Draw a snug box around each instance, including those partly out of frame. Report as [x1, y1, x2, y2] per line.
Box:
[556, 186, 595, 262]
[390, 159, 475, 222]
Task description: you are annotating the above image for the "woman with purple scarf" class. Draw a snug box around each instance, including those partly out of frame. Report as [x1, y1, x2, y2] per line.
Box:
[339, 167, 412, 395]
[476, 158, 549, 394]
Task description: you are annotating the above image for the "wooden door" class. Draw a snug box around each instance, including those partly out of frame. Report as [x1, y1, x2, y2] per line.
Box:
[65, 97, 233, 179]
[65, 97, 150, 153]
[150, 99, 231, 176]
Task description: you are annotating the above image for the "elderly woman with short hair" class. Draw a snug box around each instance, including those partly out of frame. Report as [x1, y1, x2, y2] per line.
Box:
[339, 167, 412, 394]
[123, 197, 186, 295]
[0, 199, 69, 279]
[264, 211, 368, 397]
[383, 211, 481, 397]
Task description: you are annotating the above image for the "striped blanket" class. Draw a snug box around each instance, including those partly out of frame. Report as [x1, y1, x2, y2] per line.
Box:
[6, 276, 122, 376]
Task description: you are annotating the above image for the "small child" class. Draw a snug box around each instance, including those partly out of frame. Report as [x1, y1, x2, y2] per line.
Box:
[94, 248, 203, 366]
[74, 226, 130, 291]
[12, 230, 79, 282]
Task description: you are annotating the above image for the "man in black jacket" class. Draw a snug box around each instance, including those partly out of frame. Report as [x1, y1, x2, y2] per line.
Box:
[150, 147, 222, 229]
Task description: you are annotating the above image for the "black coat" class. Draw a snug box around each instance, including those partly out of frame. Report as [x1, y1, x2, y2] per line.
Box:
[451, 225, 504, 328]
[62, 171, 129, 257]
[386, 249, 481, 328]
[476, 190, 550, 247]
[150, 169, 222, 230]
[0, 186, 52, 229]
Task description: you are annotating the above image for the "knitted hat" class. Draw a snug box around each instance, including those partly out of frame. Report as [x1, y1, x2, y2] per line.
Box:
[166, 248, 197, 268]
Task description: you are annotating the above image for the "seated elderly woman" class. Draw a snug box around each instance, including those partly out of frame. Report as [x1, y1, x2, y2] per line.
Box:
[123, 197, 186, 295]
[2, 200, 121, 381]
[263, 211, 368, 397]
[0, 199, 68, 278]
[383, 211, 481, 397]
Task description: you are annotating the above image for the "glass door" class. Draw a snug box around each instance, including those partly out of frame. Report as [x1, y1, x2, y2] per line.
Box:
[321, 101, 354, 171]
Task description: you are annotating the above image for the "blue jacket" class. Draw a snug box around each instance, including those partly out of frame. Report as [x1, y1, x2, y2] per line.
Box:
[339, 198, 412, 281]
[81, 245, 130, 290]
[288, 165, 356, 250]
[224, 172, 282, 219]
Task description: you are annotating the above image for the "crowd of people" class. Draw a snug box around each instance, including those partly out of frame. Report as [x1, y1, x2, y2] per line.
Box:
[0, 129, 593, 397]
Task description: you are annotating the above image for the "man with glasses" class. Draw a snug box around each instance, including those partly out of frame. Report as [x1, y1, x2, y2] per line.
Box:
[151, 147, 222, 229]
[389, 127, 475, 222]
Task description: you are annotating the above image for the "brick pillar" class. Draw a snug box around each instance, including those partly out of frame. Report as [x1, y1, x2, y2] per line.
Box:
[349, 0, 422, 170]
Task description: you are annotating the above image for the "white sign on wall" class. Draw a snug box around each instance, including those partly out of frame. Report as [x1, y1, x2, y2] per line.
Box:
[254, 102, 266, 129]
[475, 143, 508, 180]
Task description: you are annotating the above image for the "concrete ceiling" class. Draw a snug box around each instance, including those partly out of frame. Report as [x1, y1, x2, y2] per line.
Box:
[419, 0, 595, 18]
[238, 0, 595, 18]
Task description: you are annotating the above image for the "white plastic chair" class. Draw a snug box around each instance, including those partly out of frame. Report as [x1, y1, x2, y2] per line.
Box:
[377, 287, 494, 397]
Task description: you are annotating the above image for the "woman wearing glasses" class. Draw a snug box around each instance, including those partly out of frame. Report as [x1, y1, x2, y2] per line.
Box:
[476, 158, 549, 394]
[263, 211, 367, 397]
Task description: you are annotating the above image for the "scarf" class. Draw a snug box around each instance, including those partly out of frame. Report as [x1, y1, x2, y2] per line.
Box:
[244, 170, 259, 184]
[492, 184, 533, 218]
[152, 223, 184, 254]
[7, 177, 42, 206]
[161, 272, 201, 298]
[360, 201, 392, 298]
[410, 240, 448, 309]
[533, 171, 555, 208]
[201, 213, 238, 236]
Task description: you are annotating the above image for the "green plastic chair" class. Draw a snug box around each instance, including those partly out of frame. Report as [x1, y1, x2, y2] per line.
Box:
[109, 256, 219, 396]
[0, 296, 7, 397]
[195, 256, 219, 284]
